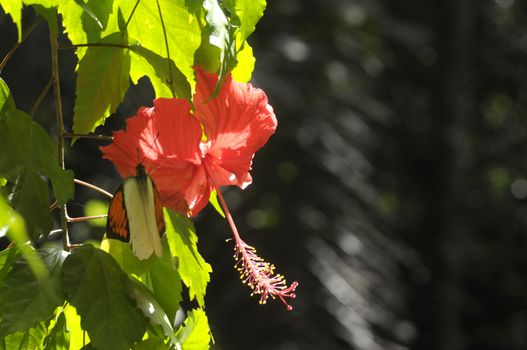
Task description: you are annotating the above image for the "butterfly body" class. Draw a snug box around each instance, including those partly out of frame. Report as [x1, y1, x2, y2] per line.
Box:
[107, 164, 165, 260]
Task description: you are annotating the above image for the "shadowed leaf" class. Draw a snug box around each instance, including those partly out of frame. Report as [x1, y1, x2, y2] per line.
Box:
[0, 110, 74, 237]
[165, 210, 211, 308]
[0, 248, 66, 337]
[62, 245, 147, 350]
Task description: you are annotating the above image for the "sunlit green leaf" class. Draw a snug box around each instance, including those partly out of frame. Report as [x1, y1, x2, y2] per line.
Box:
[0, 196, 47, 282]
[72, 32, 131, 138]
[198, 0, 237, 96]
[0, 322, 48, 350]
[1, 0, 23, 41]
[29, 4, 59, 36]
[0, 109, 74, 237]
[103, 238, 155, 276]
[127, 279, 179, 347]
[175, 309, 211, 350]
[120, 0, 201, 90]
[133, 337, 166, 350]
[224, 0, 266, 45]
[63, 304, 89, 350]
[130, 46, 191, 100]
[0, 78, 15, 114]
[224, 0, 265, 82]
[58, 0, 118, 61]
[43, 312, 69, 350]
[0, 248, 66, 337]
[165, 210, 211, 307]
[147, 238, 182, 323]
[208, 190, 225, 218]
[62, 245, 147, 350]
[231, 41, 254, 83]
[23, 0, 60, 35]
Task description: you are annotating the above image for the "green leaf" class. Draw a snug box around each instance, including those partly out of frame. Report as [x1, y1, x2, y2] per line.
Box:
[0, 247, 20, 286]
[58, 0, 117, 61]
[43, 312, 70, 350]
[198, 0, 237, 95]
[231, 41, 254, 83]
[133, 337, 166, 350]
[1, 0, 23, 41]
[165, 210, 211, 307]
[224, 0, 266, 45]
[120, 0, 201, 90]
[175, 309, 211, 350]
[224, 0, 265, 82]
[0, 78, 16, 113]
[127, 279, 179, 347]
[208, 190, 225, 218]
[104, 238, 154, 276]
[63, 304, 89, 350]
[29, 3, 59, 36]
[0, 196, 48, 282]
[130, 46, 191, 100]
[0, 110, 74, 237]
[72, 32, 131, 138]
[62, 245, 147, 350]
[0, 248, 66, 337]
[0, 322, 48, 350]
[146, 238, 182, 323]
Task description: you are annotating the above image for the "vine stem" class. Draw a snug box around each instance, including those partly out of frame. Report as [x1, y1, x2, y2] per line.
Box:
[58, 43, 134, 50]
[67, 214, 107, 223]
[30, 76, 54, 117]
[0, 17, 43, 73]
[64, 133, 113, 141]
[124, 0, 141, 30]
[155, 0, 175, 97]
[50, 30, 70, 251]
[74, 179, 114, 199]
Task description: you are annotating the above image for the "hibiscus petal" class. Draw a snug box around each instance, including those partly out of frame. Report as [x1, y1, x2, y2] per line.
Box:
[151, 160, 204, 215]
[194, 67, 277, 188]
[100, 97, 207, 216]
[151, 98, 202, 165]
[100, 106, 158, 179]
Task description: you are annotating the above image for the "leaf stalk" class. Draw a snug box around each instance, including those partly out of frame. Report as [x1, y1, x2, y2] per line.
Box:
[50, 30, 70, 250]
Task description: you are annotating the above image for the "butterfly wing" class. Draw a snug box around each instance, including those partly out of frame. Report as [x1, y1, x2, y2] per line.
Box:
[106, 186, 130, 242]
[124, 175, 163, 260]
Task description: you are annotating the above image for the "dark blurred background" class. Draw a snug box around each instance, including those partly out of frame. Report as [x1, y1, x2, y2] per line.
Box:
[2, 0, 527, 349]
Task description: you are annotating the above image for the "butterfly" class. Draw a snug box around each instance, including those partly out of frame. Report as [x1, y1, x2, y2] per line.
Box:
[106, 160, 165, 260]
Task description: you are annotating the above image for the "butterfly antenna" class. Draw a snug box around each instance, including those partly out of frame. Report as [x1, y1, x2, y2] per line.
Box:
[139, 133, 161, 171]
[110, 140, 138, 165]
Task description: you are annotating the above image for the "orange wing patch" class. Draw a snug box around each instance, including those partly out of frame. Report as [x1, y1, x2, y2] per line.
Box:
[153, 183, 166, 237]
[107, 186, 130, 242]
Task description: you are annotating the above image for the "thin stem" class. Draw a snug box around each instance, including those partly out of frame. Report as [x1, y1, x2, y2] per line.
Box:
[50, 30, 70, 251]
[67, 214, 107, 223]
[0, 17, 43, 73]
[74, 179, 114, 199]
[124, 0, 141, 30]
[30, 76, 54, 117]
[64, 133, 113, 141]
[58, 43, 133, 50]
[49, 229, 63, 236]
[155, 0, 175, 97]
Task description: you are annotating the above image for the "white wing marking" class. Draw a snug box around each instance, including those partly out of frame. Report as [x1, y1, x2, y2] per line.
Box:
[123, 176, 163, 260]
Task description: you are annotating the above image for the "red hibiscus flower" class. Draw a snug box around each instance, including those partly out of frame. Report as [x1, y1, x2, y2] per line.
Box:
[100, 68, 297, 309]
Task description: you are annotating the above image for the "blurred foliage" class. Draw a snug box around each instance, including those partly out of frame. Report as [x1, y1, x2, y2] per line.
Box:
[2, 0, 527, 349]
